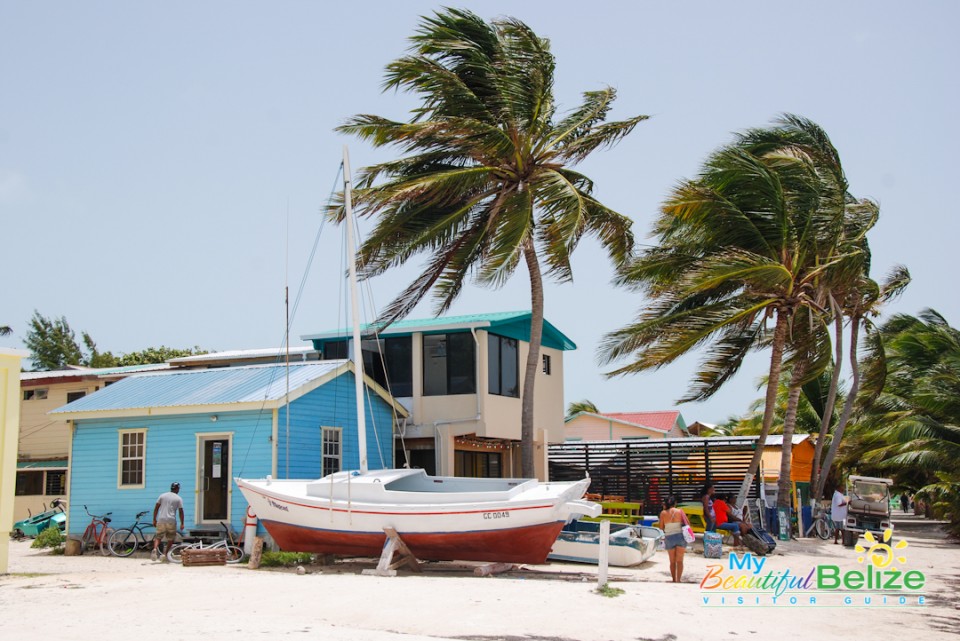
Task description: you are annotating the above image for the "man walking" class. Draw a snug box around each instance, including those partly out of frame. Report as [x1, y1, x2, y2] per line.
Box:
[152, 482, 185, 561]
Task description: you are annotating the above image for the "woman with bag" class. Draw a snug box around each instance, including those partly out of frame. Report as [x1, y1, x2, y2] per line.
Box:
[659, 495, 689, 583]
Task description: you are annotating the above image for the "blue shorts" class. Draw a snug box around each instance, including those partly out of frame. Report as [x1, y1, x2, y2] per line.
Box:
[664, 532, 686, 550]
[717, 522, 741, 534]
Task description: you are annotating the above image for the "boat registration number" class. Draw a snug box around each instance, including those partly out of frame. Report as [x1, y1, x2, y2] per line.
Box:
[483, 511, 510, 520]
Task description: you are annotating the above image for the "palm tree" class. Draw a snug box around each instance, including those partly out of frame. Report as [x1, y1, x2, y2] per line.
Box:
[600, 115, 857, 505]
[334, 8, 647, 477]
[566, 399, 599, 419]
[812, 265, 910, 499]
[848, 309, 960, 535]
[0, 325, 11, 336]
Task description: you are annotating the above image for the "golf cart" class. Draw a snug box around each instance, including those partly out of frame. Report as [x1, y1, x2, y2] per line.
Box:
[12, 498, 67, 539]
[842, 476, 893, 546]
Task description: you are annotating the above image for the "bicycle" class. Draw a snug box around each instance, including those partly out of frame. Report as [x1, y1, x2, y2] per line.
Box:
[804, 503, 834, 540]
[108, 510, 157, 557]
[166, 521, 243, 564]
[80, 505, 114, 555]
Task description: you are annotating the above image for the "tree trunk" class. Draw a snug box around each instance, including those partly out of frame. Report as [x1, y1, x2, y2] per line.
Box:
[776, 363, 806, 509]
[521, 239, 545, 479]
[736, 310, 791, 506]
[815, 317, 862, 499]
[810, 313, 844, 500]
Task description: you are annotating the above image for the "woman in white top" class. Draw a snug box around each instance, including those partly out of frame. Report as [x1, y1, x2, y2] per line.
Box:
[658, 495, 688, 583]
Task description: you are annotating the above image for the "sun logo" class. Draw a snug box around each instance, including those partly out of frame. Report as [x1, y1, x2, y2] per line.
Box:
[855, 529, 908, 570]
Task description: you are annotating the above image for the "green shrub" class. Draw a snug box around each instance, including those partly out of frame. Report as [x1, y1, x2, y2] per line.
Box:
[259, 551, 315, 567]
[31, 527, 64, 549]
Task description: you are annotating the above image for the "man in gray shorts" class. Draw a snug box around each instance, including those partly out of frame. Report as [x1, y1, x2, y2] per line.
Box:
[152, 482, 185, 561]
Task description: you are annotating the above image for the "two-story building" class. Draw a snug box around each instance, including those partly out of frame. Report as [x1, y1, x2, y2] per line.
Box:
[303, 311, 576, 480]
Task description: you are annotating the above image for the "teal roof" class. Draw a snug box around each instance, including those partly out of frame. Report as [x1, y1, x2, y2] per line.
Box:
[17, 459, 68, 469]
[303, 311, 576, 351]
[50, 362, 349, 416]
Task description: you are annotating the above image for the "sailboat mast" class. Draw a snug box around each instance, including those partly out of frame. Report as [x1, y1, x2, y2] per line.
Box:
[342, 146, 368, 474]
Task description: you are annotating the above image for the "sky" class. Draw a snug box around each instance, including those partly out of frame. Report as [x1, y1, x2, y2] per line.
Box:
[2, 2, 958, 425]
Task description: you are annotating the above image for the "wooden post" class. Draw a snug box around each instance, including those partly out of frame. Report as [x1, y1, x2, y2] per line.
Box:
[597, 519, 610, 588]
[247, 537, 264, 569]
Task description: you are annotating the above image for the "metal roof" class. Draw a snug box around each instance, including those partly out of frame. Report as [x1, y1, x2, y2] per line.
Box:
[167, 347, 316, 365]
[50, 361, 350, 415]
[21, 363, 168, 381]
[303, 311, 576, 351]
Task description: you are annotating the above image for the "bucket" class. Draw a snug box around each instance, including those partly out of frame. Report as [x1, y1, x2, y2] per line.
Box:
[64, 535, 83, 556]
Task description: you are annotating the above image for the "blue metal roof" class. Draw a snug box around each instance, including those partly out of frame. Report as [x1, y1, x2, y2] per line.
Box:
[50, 361, 348, 415]
[303, 311, 577, 351]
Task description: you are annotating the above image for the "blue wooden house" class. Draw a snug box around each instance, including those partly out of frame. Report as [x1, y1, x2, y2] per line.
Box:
[51, 361, 405, 541]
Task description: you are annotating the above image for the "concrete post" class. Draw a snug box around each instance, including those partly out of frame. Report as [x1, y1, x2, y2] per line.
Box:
[0, 349, 28, 574]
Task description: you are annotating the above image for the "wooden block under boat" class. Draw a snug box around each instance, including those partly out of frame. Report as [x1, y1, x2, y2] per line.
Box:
[181, 548, 227, 566]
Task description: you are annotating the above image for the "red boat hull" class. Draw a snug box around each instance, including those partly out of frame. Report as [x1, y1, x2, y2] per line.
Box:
[261, 519, 566, 564]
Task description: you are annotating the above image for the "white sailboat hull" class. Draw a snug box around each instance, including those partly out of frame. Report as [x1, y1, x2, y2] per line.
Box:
[236, 468, 599, 564]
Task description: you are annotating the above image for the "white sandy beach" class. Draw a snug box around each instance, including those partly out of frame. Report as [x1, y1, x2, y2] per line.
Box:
[1, 514, 956, 641]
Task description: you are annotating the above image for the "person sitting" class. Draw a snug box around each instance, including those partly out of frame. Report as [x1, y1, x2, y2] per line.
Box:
[714, 494, 752, 547]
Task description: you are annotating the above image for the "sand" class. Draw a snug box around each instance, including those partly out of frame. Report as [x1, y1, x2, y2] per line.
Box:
[1, 514, 957, 641]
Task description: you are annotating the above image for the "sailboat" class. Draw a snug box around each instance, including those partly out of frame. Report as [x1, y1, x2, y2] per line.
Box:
[236, 147, 599, 564]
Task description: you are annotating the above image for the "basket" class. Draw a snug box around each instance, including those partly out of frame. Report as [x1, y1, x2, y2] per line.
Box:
[181, 548, 227, 566]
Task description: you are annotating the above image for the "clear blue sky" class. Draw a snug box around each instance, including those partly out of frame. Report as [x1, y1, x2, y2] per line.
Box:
[2, 2, 957, 424]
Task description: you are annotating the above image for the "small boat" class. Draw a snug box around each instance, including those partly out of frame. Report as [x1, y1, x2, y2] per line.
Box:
[548, 520, 661, 567]
[237, 471, 599, 564]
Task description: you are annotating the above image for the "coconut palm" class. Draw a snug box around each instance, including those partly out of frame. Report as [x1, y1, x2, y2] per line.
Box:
[0, 325, 11, 336]
[812, 265, 910, 499]
[334, 8, 647, 477]
[600, 115, 860, 505]
[847, 309, 960, 535]
[566, 399, 599, 419]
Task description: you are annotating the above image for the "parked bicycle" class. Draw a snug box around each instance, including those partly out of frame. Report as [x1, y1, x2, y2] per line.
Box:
[80, 505, 114, 555]
[108, 510, 158, 557]
[805, 503, 834, 540]
[166, 521, 243, 564]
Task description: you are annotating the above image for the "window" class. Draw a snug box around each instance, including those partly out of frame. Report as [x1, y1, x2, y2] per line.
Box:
[321, 427, 342, 476]
[66, 391, 86, 403]
[542, 354, 552, 375]
[45, 470, 66, 495]
[321, 340, 348, 360]
[15, 471, 44, 495]
[23, 389, 48, 401]
[119, 430, 146, 487]
[455, 451, 502, 478]
[423, 333, 475, 396]
[362, 336, 413, 397]
[488, 334, 519, 397]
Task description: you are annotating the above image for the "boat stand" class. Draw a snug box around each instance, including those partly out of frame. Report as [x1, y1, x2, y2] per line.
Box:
[362, 527, 422, 577]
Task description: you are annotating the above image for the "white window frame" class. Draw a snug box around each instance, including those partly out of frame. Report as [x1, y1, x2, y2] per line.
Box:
[542, 354, 552, 375]
[321, 426, 342, 477]
[118, 429, 147, 489]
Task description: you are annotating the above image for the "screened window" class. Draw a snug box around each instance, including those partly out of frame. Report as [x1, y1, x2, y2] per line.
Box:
[321, 427, 342, 477]
[321, 340, 348, 360]
[362, 336, 413, 397]
[23, 389, 48, 401]
[66, 391, 86, 403]
[119, 430, 146, 487]
[542, 354, 552, 375]
[423, 333, 475, 396]
[488, 334, 519, 398]
[15, 471, 44, 495]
